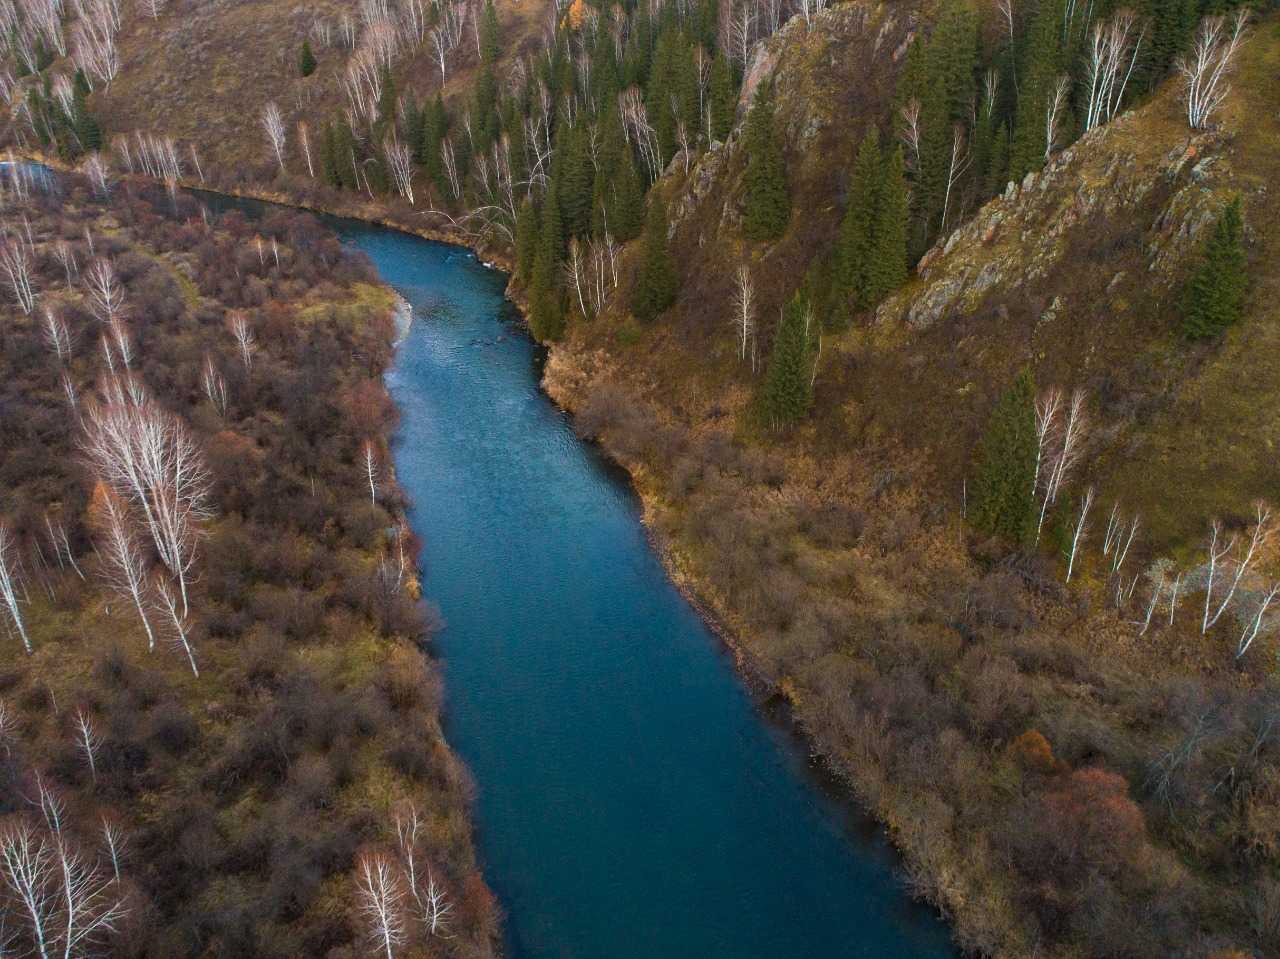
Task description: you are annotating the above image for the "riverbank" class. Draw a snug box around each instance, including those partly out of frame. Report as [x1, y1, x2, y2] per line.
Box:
[45, 160, 968, 953]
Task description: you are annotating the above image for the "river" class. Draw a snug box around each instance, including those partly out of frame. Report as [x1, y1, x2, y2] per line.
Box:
[325, 218, 959, 959]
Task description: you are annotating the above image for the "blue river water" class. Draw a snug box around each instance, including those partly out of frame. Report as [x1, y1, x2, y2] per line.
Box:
[332, 220, 959, 959]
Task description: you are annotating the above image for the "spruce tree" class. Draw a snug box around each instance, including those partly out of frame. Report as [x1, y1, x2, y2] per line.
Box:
[832, 129, 884, 324]
[970, 369, 1038, 545]
[300, 39, 317, 77]
[540, 184, 566, 267]
[869, 144, 909, 304]
[515, 197, 539, 282]
[895, 0, 978, 257]
[742, 80, 789, 242]
[530, 190, 566, 341]
[1009, 0, 1066, 183]
[709, 53, 736, 142]
[758, 292, 817, 428]
[630, 195, 678, 322]
[610, 155, 645, 242]
[1182, 197, 1247, 340]
[421, 95, 448, 193]
[472, 0, 502, 151]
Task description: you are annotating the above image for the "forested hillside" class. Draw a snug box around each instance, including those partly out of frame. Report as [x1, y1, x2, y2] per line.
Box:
[1, 0, 1278, 956]
[0, 170, 498, 957]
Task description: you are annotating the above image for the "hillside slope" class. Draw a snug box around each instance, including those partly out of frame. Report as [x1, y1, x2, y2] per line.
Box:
[541, 11, 1280, 958]
[6, 0, 1279, 956]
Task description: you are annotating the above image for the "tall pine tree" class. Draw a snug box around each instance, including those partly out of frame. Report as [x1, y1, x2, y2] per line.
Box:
[630, 194, 678, 322]
[1183, 197, 1247, 340]
[709, 54, 737, 142]
[970, 369, 1038, 545]
[758, 292, 818, 428]
[742, 79, 789, 242]
[300, 39, 317, 77]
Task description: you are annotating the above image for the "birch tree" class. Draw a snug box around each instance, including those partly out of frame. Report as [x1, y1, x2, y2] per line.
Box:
[1066, 485, 1093, 582]
[99, 818, 127, 884]
[72, 709, 99, 782]
[297, 121, 314, 178]
[84, 260, 124, 327]
[89, 483, 156, 651]
[731, 264, 756, 370]
[0, 820, 56, 959]
[82, 394, 213, 618]
[1202, 504, 1272, 633]
[228, 311, 255, 370]
[42, 308, 72, 365]
[201, 356, 227, 418]
[1236, 582, 1279, 658]
[1178, 10, 1249, 130]
[155, 577, 198, 677]
[1043, 75, 1071, 162]
[262, 102, 288, 172]
[385, 138, 415, 204]
[0, 236, 37, 314]
[0, 522, 31, 654]
[356, 853, 407, 959]
[362, 440, 380, 505]
[1083, 10, 1145, 132]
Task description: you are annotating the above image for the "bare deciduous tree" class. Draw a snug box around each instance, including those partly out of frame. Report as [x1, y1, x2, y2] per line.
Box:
[0, 819, 56, 959]
[732, 264, 756, 371]
[297, 121, 314, 178]
[262, 102, 288, 172]
[0, 235, 37, 314]
[1066, 485, 1094, 582]
[1202, 503, 1272, 633]
[155, 577, 198, 677]
[42, 307, 72, 365]
[356, 853, 407, 959]
[1237, 581, 1279, 658]
[385, 137, 415, 204]
[1178, 9, 1249, 130]
[73, 709, 99, 782]
[201, 355, 227, 418]
[84, 259, 124, 326]
[1083, 9, 1145, 132]
[0, 522, 31, 654]
[90, 483, 156, 651]
[1043, 74, 1071, 162]
[362, 440, 381, 505]
[0, 696, 15, 755]
[99, 817, 127, 884]
[227, 311, 255, 370]
[82, 392, 213, 618]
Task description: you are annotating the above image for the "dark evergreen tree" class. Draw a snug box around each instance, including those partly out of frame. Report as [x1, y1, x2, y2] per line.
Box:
[610, 154, 645, 242]
[1141, 0, 1197, 89]
[300, 39, 317, 77]
[320, 122, 340, 187]
[895, 0, 978, 257]
[630, 194, 678, 322]
[473, 0, 502, 150]
[420, 95, 448, 193]
[530, 188, 566, 340]
[970, 369, 1038, 545]
[1009, 0, 1066, 182]
[831, 129, 884, 324]
[870, 144, 909, 303]
[1182, 197, 1247, 340]
[375, 65, 398, 141]
[709, 53, 737, 143]
[742, 80, 789, 242]
[515, 197, 538, 281]
[757, 292, 817, 428]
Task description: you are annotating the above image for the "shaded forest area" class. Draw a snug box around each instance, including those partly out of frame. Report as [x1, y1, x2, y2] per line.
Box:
[0, 171, 498, 959]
